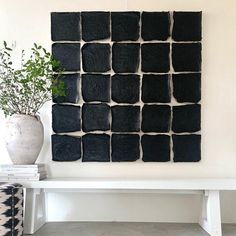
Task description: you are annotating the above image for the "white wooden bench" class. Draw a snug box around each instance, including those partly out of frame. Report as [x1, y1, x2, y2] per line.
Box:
[20, 178, 236, 236]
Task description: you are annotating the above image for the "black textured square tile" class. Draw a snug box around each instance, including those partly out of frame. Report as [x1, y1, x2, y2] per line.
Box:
[172, 104, 201, 133]
[142, 105, 171, 133]
[142, 135, 170, 162]
[112, 74, 140, 104]
[51, 12, 81, 41]
[142, 74, 170, 103]
[111, 106, 140, 132]
[112, 43, 140, 73]
[172, 11, 202, 41]
[52, 135, 81, 161]
[52, 104, 81, 133]
[82, 134, 110, 162]
[141, 12, 170, 41]
[52, 43, 80, 71]
[82, 103, 110, 132]
[82, 74, 110, 102]
[173, 134, 201, 162]
[172, 43, 202, 72]
[53, 73, 79, 104]
[141, 43, 170, 73]
[82, 43, 110, 72]
[111, 12, 140, 41]
[82, 11, 110, 41]
[112, 134, 140, 162]
[173, 73, 201, 103]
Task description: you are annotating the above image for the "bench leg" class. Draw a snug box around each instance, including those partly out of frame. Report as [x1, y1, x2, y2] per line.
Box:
[199, 190, 222, 236]
[24, 188, 46, 234]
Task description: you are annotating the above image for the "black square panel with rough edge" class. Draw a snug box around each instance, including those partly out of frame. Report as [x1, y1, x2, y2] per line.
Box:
[111, 12, 140, 41]
[172, 11, 202, 41]
[52, 43, 80, 72]
[172, 43, 201, 72]
[142, 74, 170, 103]
[173, 73, 201, 103]
[111, 105, 140, 132]
[52, 104, 81, 133]
[141, 43, 170, 73]
[82, 134, 110, 162]
[141, 12, 170, 41]
[53, 74, 79, 104]
[82, 74, 110, 102]
[112, 43, 140, 73]
[142, 135, 170, 162]
[142, 105, 171, 133]
[111, 134, 140, 162]
[112, 74, 140, 104]
[82, 43, 110, 72]
[81, 11, 110, 42]
[82, 103, 110, 132]
[51, 12, 81, 41]
[172, 104, 201, 133]
[173, 134, 201, 162]
[52, 135, 81, 161]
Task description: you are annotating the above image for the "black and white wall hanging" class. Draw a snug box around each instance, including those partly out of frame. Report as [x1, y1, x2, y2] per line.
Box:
[51, 11, 202, 162]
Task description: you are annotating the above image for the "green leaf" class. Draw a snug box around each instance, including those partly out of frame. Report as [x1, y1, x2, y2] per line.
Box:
[0, 42, 65, 116]
[5, 47, 12, 51]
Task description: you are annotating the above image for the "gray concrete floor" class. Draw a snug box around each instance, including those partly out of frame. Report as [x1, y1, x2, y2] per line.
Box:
[27, 222, 236, 236]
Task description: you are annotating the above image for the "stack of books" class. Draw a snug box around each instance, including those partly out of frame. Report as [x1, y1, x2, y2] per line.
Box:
[0, 164, 47, 181]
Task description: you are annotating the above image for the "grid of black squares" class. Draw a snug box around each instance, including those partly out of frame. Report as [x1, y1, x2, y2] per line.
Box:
[51, 11, 202, 163]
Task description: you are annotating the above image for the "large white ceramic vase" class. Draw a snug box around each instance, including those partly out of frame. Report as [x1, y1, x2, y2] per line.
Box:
[4, 114, 44, 164]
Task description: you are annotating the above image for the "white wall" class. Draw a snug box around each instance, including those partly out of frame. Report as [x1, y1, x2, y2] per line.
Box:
[1, 0, 236, 223]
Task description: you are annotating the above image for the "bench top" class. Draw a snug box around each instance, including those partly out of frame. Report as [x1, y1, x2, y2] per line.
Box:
[18, 177, 236, 190]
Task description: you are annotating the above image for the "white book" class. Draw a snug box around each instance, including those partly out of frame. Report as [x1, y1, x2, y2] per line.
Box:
[0, 166, 46, 174]
[0, 171, 47, 177]
[0, 164, 46, 173]
[0, 173, 47, 181]
[0, 164, 45, 169]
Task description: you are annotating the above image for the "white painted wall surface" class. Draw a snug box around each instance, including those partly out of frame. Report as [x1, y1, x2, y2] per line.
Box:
[1, 0, 236, 223]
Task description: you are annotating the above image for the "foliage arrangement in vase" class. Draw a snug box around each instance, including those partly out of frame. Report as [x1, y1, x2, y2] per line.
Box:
[0, 42, 64, 164]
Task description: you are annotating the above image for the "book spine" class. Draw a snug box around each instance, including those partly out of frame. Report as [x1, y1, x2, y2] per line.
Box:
[0, 173, 41, 177]
[0, 176, 40, 181]
[0, 173, 47, 180]
[0, 169, 39, 174]
[0, 167, 45, 173]
[0, 164, 45, 169]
